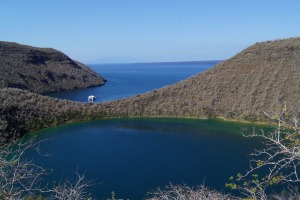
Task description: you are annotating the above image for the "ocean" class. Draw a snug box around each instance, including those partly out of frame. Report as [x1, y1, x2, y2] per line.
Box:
[47, 61, 220, 102]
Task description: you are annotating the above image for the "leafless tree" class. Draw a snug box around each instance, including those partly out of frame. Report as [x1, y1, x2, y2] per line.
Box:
[271, 186, 300, 200]
[0, 136, 49, 199]
[245, 105, 300, 184]
[49, 171, 93, 200]
[0, 135, 94, 200]
[247, 106, 300, 182]
[226, 104, 300, 199]
[146, 183, 233, 200]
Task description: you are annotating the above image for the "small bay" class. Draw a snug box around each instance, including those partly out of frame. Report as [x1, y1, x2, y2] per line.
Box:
[47, 61, 219, 102]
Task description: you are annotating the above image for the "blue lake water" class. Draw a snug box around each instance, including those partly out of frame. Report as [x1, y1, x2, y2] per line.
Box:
[30, 61, 267, 199]
[30, 118, 264, 199]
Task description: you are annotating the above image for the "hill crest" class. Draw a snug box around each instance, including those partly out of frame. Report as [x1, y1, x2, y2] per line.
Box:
[103, 37, 300, 121]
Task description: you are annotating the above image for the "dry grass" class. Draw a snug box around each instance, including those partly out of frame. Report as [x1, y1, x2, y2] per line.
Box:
[104, 37, 300, 122]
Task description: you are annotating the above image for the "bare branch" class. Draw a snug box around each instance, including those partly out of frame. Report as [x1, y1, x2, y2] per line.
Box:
[49, 171, 94, 200]
[242, 105, 300, 184]
[230, 104, 300, 199]
[0, 136, 50, 199]
[146, 183, 233, 200]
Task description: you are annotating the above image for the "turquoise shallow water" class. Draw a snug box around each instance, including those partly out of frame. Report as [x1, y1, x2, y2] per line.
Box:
[29, 61, 268, 199]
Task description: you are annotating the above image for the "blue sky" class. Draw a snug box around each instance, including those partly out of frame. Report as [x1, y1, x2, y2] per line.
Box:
[1, 0, 299, 63]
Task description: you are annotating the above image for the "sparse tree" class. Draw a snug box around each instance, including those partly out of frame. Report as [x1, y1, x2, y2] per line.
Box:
[0, 135, 94, 200]
[49, 171, 93, 200]
[0, 136, 49, 199]
[246, 105, 300, 184]
[227, 104, 300, 199]
[146, 183, 233, 200]
[271, 185, 300, 200]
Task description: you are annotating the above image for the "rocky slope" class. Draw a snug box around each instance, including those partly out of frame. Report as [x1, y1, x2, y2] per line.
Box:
[104, 37, 300, 121]
[0, 41, 106, 94]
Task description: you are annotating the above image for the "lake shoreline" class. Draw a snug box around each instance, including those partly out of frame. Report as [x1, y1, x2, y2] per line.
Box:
[28, 113, 273, 137]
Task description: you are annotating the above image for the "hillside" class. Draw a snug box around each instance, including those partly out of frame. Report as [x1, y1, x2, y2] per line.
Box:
[103, 38, 300, 121]
[1, 37, 300, 140]
[0, 88, 113, 139]
[0, 41, 106, 94]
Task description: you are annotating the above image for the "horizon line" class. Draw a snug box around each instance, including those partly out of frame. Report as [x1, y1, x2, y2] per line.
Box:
[86, 59, 224, 65]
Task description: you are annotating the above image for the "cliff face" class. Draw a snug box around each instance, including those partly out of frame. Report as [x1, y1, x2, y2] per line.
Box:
[0, 41, 106, 94]
[103, 38, 300, 121]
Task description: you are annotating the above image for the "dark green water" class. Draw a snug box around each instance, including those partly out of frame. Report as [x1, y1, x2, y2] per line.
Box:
[28, 118, 264, 199]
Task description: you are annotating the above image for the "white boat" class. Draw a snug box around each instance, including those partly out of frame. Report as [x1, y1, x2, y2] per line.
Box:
[88, 95, 96, 101]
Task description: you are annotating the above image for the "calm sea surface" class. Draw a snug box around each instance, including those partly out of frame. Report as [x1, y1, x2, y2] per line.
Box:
[29, 61, 267, 199]
[47, 61, 219, 102]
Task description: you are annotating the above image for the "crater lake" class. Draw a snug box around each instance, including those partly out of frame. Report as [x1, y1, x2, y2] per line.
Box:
[29, 61, 267, 199]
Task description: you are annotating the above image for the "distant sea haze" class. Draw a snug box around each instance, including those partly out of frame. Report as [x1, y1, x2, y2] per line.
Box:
[47, 60, 221, 102]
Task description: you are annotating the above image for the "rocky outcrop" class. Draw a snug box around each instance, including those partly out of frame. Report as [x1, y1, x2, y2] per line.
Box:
[0, 41, 106, 94]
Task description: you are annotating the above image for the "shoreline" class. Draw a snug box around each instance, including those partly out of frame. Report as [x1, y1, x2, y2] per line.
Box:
[27, 114, 274, 137]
